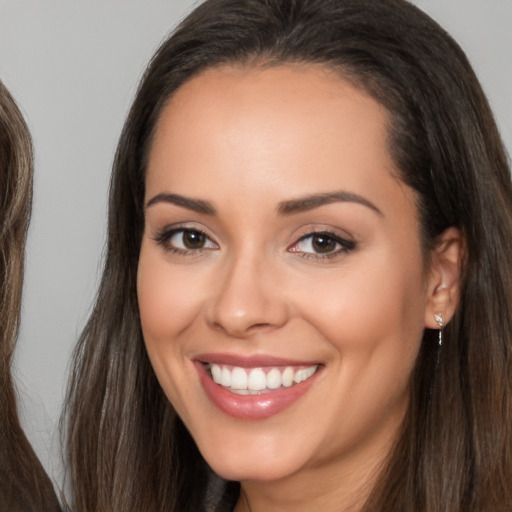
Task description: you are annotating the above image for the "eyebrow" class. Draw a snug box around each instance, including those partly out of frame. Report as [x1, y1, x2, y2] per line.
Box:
[145, 193, 216, 215]
[145, 190, 382, 217]
[277, 191, 382, 216]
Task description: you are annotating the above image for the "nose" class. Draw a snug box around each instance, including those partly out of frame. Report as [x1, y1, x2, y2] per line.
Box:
[205, 252, 289, 338]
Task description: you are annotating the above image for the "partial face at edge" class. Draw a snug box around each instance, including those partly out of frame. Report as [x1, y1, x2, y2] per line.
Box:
[137, 64, 435, 485]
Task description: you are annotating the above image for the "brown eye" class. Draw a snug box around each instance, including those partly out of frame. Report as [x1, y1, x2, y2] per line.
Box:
[311, 234, 337, 253]
[289, 231, 356, 258]
[182, 230, 206, 249]
[154, 228, 218, 253]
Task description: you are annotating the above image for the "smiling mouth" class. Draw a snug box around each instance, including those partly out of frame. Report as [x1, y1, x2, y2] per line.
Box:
[205, 363, 319, 395]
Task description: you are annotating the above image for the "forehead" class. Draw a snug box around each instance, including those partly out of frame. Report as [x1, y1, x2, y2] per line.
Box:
[144, 63, 419, 230]
[154, 63, 390, 149]
[148, 64, 396, 189]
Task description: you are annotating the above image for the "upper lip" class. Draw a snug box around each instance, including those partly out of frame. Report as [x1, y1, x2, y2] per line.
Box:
[195, 352, 320, 368]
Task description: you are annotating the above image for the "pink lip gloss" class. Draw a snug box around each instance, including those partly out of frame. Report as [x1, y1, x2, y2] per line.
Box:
[195, 360, 320, 420]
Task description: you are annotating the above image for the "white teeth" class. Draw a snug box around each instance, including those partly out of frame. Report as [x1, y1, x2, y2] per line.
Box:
[248, 368, 266, 390]
[304, 366, 315, 379]
[266, 368, 282, 389]
[282, 367, 294, 387]
[221, 366, 231, 387]
[231, 367, 248, 390]
[208, 363, 318, 392]
[211, 364, 222, 383]
[294, 366, 316, 384]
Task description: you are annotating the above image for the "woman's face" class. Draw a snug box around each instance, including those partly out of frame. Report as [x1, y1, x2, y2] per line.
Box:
[138, 64, 436, 486]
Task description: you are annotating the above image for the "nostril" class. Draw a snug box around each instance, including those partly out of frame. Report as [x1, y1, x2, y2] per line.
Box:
[248, 322, 274, 332]
[210, 319, 274, 337]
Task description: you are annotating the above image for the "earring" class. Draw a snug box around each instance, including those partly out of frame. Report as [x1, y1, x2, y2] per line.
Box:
[434, 313, 443, 346]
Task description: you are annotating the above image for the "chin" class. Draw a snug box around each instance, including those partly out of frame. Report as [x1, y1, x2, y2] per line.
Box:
[210, 461, 293, 483]
[200, 443, 306, 483]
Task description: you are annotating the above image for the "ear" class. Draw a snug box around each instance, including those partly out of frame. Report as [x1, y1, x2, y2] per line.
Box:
[424, 227, 465, 329]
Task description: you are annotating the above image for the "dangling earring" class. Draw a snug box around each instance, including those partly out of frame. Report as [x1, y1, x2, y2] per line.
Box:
[434, 313, 443, 346]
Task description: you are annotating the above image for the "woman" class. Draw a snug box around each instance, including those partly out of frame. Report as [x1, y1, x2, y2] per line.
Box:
[65, 0, 512, 511]
[0, 80, 61, 511]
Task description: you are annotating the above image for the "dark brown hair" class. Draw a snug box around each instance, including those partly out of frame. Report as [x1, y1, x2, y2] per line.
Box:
[65, 1, 512, 510]
[0, 80, 61, 511]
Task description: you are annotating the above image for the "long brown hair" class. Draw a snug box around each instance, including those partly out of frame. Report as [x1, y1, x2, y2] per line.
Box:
[0, 81, 61, 510]
[65, 1, 512, 511]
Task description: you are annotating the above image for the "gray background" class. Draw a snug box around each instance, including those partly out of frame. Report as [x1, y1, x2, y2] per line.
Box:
[0, 0, 510, 491]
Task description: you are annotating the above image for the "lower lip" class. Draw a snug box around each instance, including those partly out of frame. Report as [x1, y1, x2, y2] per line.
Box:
[196, 362, 319, 420]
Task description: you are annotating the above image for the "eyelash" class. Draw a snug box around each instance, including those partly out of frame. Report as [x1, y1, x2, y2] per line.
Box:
[288, 231, 356, 261]
[152, 227, 356, 260]
[153, 227, 218, 256]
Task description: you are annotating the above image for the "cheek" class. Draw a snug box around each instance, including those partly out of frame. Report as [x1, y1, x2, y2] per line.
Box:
[301, 256, 425, 342]
[291, 246, 427, 399]
[136, 243, 207, 417]
[137, 244, 203, 344]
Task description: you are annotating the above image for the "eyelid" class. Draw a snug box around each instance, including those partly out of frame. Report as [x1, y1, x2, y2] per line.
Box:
[152, 223, 219, 255]
[287, 228, 356, 259]
[152, 220, 215, 240]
